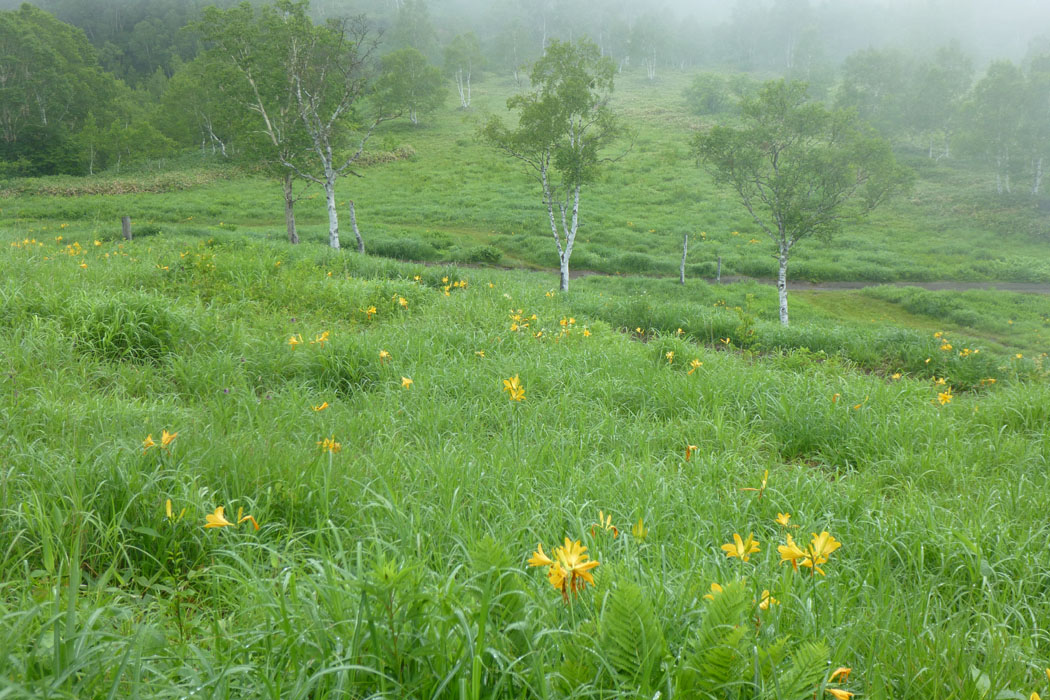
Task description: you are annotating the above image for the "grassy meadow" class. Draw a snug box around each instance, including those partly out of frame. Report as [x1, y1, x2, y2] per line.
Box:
[2, 69, 1050, 699]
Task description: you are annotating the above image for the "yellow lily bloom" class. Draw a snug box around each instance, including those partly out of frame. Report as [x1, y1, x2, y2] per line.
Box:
[204, 506, 233, 529]
[826, 690, 853, 700]
[778, 533, 808, 571]
[665, 351, 675, 363]
[687, 359, 703, 375]
[758, 589, 779, 610]
[236, 506, 260, 531]
[829, 667, 851, 683]
[527, 543, 554, 568]
[161, 430, 177, 448]
[317, 437, 341, 453]
[142, 434, 156, 453]
[401, 377, 413, 389]
[590, 510, 618, 538]
[502, 375, 525, 401]
[312, 402, 329, 411]
[721, 533, 760, 562]
[703, 582, 723, 601]
[775, 512, 797, 528]
[379, 350, 391, 362]
[685, 444, 699, 461]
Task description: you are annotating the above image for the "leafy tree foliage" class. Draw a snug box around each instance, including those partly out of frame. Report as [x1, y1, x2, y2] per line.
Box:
[695, 80, 911, 325]
[377, 48, 446, 126]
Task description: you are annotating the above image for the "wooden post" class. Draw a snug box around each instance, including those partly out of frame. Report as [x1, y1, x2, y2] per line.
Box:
[679, 233, 688, 284]
[121, 216, 132, 241]
[716, 255, 722, 283]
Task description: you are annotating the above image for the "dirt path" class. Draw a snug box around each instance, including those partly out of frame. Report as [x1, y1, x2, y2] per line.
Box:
[710, 275, 1050, 294]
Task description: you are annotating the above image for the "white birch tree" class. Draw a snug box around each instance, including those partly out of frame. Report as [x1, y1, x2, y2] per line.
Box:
[280, 4, 397, 251]
[694, 80, 911, 326]
[483, 39, 622, 292]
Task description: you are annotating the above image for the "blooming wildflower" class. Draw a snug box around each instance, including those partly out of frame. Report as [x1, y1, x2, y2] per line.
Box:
[503, 375, 525, 401]
[401, 376, 413, 389]
[685, 444, 699, 461]
[528, 539, 600, 599]
[775, 512, 796, 528]
[891, 372, 902, 380]
[826, 690, 854, 700]
[475, 350, 485, 358]
[631, 517, 648, 540]
[161, 430, 177, 448]
[703, 582, 723, 601]
[398, 296, 408, 307]
[311, 331, 330, 346]
[204, 506, 233, 529]
[778, 534, 808, 571]
[379, 350, 391, 363]
[803, 531, 842, 575]
[758, 589, 779, 610]
[317, 437, 341, 453]
[80, 263, 87, 269]
[591, 510, 619, 538]
[1016, 353, 1024, 359]
[829, 668, 852, 683]
[288, 334, 303, 348]
[832, 393, 841, 403]
[142, 434, 156, 453]
[688, 359, 703, 375]
[676, 328, 684, 336]
[582, 328, 591, 337]
[938, 389, 953, 405]
[236, 506, 260, 531]
[312, 402, 329, 411]
[721, 533, 760, 562]
[666, 351, 675, 364]
[366, 305, 377, 318]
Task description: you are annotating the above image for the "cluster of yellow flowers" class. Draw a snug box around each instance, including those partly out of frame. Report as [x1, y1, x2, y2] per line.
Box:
[142, 430, 177, 454]
[503, 375, 525, 402]
[528, 538, 600, 600]
[10, 238, 43, 249]
[317, 436, 341, 453]
[439, 276, 468, 297]
[204, 505, 259, 531]
[288, 331, 331, 348]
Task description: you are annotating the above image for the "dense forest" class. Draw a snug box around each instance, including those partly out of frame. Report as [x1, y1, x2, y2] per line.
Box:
[3, 0, 1050, 193]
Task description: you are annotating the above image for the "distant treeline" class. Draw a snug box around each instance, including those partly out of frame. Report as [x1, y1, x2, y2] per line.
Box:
[2, 0, 1050, 189]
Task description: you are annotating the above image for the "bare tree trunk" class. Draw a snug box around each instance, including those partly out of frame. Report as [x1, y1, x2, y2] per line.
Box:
[282, 173, 299, 244]
[717, 255, 722, 283]
[679, 233, 688, 284]
[348, 200, 364, 253]
[323, 176, 340, 249]
[121, 216, 132, 241]
[1033, 157, 1044, 196]
[777, 249, 789, 326]
[559, 253, 569, 291]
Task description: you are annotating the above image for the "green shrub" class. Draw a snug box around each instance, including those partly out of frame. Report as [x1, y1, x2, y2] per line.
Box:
[68, 291, 189, 363]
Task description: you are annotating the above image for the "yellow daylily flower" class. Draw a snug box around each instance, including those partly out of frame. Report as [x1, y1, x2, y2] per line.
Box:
[776, 512, 797, 528]
[687, 358, 703, 375]
[401, 377, 413, 389]
[938, 389, 953, 405]
[236, 506, 260, 531]
[161, 430, 177, 448]
[317, 437, 341, 453]
[665, 351, 675, 363]
[398, 296, 408, 307]
[703, 582, 723, 601]
[311, 330, 330, 346]
[721, 533, 760, 562]
[685, 444, 699, 461]
[312, 402, 329, 411]
[826, 690, 854, 700]
[528, 539, 600, 599]
[503, 375, 525, 401]
[829, 667, 852, 683]
[142, 434, 156, 453]
[590, 510, 618, 538]
[379, 350, 391, 363]
[778, 533, 808, 571]
[527, 543, 554, 568]
[758, 589, 779, 610]
[288, 334, 303, 348]
[204, 506, 233, 529]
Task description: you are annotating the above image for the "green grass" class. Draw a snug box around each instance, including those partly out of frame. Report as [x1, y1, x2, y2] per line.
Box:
[1, 229, 1049, 698]
[3, 70, 1050, 285]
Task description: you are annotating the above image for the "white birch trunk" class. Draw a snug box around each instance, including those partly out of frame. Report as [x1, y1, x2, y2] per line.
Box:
[1033, 157, 1044, 196]
[323, 175, 340, 249]
[679, 233, 688, 284]
[283, 173, 299, 244]
[777, 248, 789, 326]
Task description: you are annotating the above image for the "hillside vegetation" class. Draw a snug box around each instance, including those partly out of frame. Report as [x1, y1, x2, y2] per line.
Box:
[1, 229, 1049, 698]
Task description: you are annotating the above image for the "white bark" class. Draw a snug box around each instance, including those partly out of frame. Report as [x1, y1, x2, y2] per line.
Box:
[777, 249, 789, 326]
[679, 233, 688, 284]
[323, 176, 339, 249]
